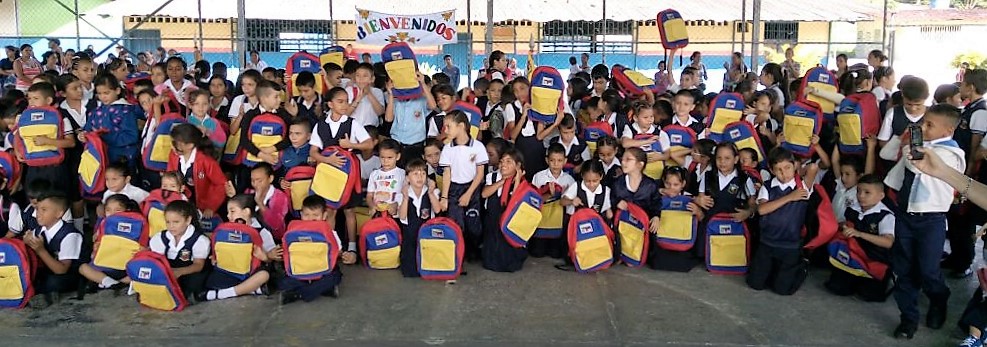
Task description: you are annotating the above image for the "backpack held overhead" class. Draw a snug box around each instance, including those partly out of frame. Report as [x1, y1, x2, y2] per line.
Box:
[704, 214, 750, 275]
[611, 65, 665, 98]
[567, 208, 615, 273]
[500, 179, 544, 247]
[836, 92, 881, 154]
[705, 93, 745, 143]
[615, 202, 650, 268]
[417, 217, 465, 281]
[528, 66, 565, 123]
[657, 9, 689, 50]
[656, 195, 698, 252]
[92, 212, 150, 273]
[79, 132, 108, 200]
[283, 220, 340, 281]
[359, 216, 402, 269]
[382, 42, 423, 101]
[14, 106, 65, 166]
[211, 223, 264, 281]
[311, 146, 362, 210]
[723, 121, 766, 168]
[126, 250, 188, 311]
[143, 114, 186, 172]
[0, 238, 36, 309]
[244, 113, 286, 168]
[320, 46, 345, 70]
[286, 51, 325, 97]
[798, 67, 839, 122]
[781, 100, 823, 158]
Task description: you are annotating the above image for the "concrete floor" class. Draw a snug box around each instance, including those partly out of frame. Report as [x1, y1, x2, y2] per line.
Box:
[0, 256, 975, 347]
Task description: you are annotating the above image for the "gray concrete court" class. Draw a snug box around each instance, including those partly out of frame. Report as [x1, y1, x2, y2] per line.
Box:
[0, 256, 974, 347]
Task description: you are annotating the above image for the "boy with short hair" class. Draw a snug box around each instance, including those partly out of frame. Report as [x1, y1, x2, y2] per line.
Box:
[239, 80, 293, 168]
[442, 55, 461, 90]
[291, 71, 323, 126]
[671, 89, 705, 135]
[384, 72, 435, 164]
[885, 104, 967, 339]
[367, 139, 405, 217]
[23, 193, 82, 307]
[668, 67, 699, 94]
[7, 180, 73, 238]
[877, 76, 929, 149]
[548, 115, 590, 175]
[21, 82, 77, 201]
[279, 117, 313, 176]
[348, 63, 385, 127]
[279, 195, 343, 305]
[530, 143, 577, 258]
[322, 62, 344, 89]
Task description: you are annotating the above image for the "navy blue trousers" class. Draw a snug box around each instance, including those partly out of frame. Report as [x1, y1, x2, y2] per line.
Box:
[891, 212, 950, 323]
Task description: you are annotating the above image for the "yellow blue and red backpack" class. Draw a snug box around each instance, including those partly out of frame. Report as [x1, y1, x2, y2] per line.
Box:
[611, 65, 664, 98]
[583, 120, 614, 155]
[500, 179, 544, 247]
[142, 113, 186, 172]
[781, 100, 823, 158]
[664, 124, 696, 168]
[828, 234, 889, 281]
[126, 250, 188, 311]
[285, 165, 315, 216]
[567, 208, 615, 273]
[283, 220, 340, 281]
[704, 93, 745, 143]
[798, 67, 839, 122]
[656, 195, 698, 251]
[142, 189, 186, 236]
[0, 238, 37, 309]
[286, 51, 325, 97]
[615, 202, 650, 267]
[359, 216, 402, 269]
[210, 222, 264, 281]
[0, 151, 21, 192]
[124, 72, 151, 104]
[657, 9, 689, 50]
[417, 217, 465, 280]
[244, 113, 286, 167]
[91, 212, 150, 273]
[14, 106, 64, 166]
[704, 213, 750, 275]
[223, 127, 246, 165]
[531, 181, 562, 239]
[836, 92, 881, 154]
[78, 132, 108, 200]
[453, 101, 482, 140]
[528, 66, 565, 123]
[722, 121, 766, 168]
[319, 46, 345, 70]
[381, 42, 423, 101]
[311, 146, 362, 210]
[636, 132, 666, 180]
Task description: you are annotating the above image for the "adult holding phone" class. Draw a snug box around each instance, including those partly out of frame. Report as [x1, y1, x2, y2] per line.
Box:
[909, 146, 986, 214]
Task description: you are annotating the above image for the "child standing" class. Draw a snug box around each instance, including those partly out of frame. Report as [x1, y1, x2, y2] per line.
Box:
[22, 193, 81, 306]
[278, 118, 313, 179]
[438, 110, 488, 261]
[290, 71, 324, 126]
[398, 159, 439, 277]
[186, 89, 227, 154]
[824, 174, 894, 301]
[384, 73, 434, 163]
[530, 143, 577, 258]
[621, 103, 672, 181]
[650, 166, 704, 272]
[367, 139, 405, 217]
[80, 73, 144, 170]
[199, 195, 278, 302]
[20, 82, 77, 206]
[506, 78, 563, 180]
[480, 149, 530, 272]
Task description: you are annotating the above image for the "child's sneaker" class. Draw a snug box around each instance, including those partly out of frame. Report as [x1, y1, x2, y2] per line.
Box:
[959, 335, 984, 347]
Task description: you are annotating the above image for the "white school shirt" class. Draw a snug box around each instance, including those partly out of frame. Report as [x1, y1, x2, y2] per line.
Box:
[228, 94, 258, 120]
[503, 100, 536, 137]
[59, 100, 87, 132]
[699, 169, 757, 196]
[426, 111, 446, 138]
[438, 138, 489, 184]
[872, 86, 890, 104]
[368, 167, 406, 205]
[249, 218, 278, 252]
[155, 79, 197, 106]
[757, 177, 813, 202]
[622, 124, 671, 152]
[36, 220, 82, 261]
[149, 225, 210, 260]
[850, 202, 896, 236]
[179, 148, 197, 177]
[348, 87, 386, 127]
[562, 181, 612, 214]
[966, 98, 987, 139]
[832, 178, 859, 224]
[400, 186, 439, 225]
[877, 108, 923, 142]
[102, 183, 150, 204]
[8, 203, 73, 235]
[309, 115, 371, 150]
[532, 169, 576, 197]
[559, 137, 591, 161]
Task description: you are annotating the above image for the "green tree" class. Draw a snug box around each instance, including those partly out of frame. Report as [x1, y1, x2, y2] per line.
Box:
[952, 51, 987, 69]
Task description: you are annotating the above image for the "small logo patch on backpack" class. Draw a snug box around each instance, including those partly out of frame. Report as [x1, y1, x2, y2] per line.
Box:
[227, 232, 242, 242]
[718, 224, 732, 234]
[725, 100, 736, 108]
[0, 252, 5, 263]
[374, 234, 389, 246]
[30, 112, 45, 121]
[431, 228, 444, 238]
[138, 267, 152, 280]
[118, 223, 132, 233]
[579, 222, 593, 235]
[261, 126, 274, 136]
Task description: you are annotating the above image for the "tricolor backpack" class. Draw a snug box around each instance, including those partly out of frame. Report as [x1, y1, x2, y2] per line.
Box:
[636, 132, 666, 180]
[781, 100, 823, 158]
[286, 51, 325, 97]
[282, 220, 340, 281]
[528, 66, 565, 123]
[91, 212, 150, 273]
[500, 179, 544, 247]
[0, 238, 36, 309]
[722, 121, 766, 168]
[657, 9, 689, 50]
[417, 217, 465, 281]
[319, 46, 345, 70]
[705, 93, 745, 143]
[453, 101, 483, 141]
[359, 216, 402, 270]
[532, 182, 563, 239]
[142, 189, 187, 236]
[244, 113, 286, 167]
[14, 106, 65, 166]
[381, 42, 423, 101]
[0, 151, 21, 192]
[210, 222, 264, 281]
[798, 67, 839, 122]
[836, 92, 881, 154]
[124, 72, 151, 104]
[615, 202, 650, 268]
[704, 213, 750, 275]
[311, 146, 362, 210]
[583, 121, 614, 154]
[222, 127, 246, 165]
[828, 235, 889, 281]
[611, 65, 664, 98]
[567, 208, 615, 273]
[143, 113, 186, 172]
[285, 165, 316, 216]
[126, 250, 188, 311]
[656, 195, 698, 252]
[78, 132, 108, 200]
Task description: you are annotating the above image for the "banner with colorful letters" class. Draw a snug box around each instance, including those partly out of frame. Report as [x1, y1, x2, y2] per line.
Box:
[355, 8, 458, 46]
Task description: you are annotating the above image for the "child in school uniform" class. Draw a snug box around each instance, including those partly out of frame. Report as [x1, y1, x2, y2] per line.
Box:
[154, 56, 198, 110]
[480, 148, 531, 272]
[308, 87, 374, 265]
[398, 159, 439, 277]
[167, 124, 227, 223]
[438, 110, 488, 261]
[290, 71, 324, 126]
[425, 84, 457, 143]
[548, 115, 590, 175]
[348, 63, 386, 128]
[506, 78, 564, 180]
[279, 196, 343, 304]
[744, 91, 779, 147]
[96, 163, 149, 217]
[7, 180, 74, 239]
[529, 143, 578, 258]
[237, 80, 293, 190]
[604, 148, 662, 268]
[670, 90, 706, 136]
[228, 69, 262, 133]
[22, 193, 82, 307]
[685, 139, 716, 196]
[359, 125, 382, 186]
[556, 160, 614, 270]
[199, 195, 278, 302]
[595, 136, 622, 189]
[186, 89, 227, 155]
[829, 151, 873, 224]
[80, 73, 144, 171]
[19, 83, 78, 210]
[208, 75, 231, 121]
[738, 148, 771, 191]
[824, 174, 895, 302]
[225, 163, 289, 239]
[367, 139, 405, 217]
[650, 166, 705, 272]
[424, 138, 444, 186]
[748, 147, 819, 296]
[144, 200, 210, 303]
[621, 103, 673, 181]
[280, 117, 313, 174]
[695, 143, 758, 226]
[78, 194, 139, 295]
[56, 74, 89, 230]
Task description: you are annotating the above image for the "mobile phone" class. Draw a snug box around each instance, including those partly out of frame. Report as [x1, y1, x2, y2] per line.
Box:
[909, 124, 924, 160]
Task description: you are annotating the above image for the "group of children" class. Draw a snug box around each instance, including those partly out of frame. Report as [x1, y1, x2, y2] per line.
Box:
[1, 47, 986, 346]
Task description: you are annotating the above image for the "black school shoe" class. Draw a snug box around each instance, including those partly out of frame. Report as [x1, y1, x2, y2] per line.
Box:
[927, 301, 948, 329]
[280, 291, 301, 305]
[321, 286, 339, 298]
[894, 320, 917, 339]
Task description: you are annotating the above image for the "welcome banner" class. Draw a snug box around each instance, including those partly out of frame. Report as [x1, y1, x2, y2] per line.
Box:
[355, 8, 458, 46]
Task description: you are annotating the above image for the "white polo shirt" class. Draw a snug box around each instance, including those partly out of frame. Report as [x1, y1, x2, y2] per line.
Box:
[8, 203, 73, 235]
[228, 94, 258, 120]
[149, 225, 210, 261]
[558, 137, 591, 161]
[102, 183, 150, 204]
[310, 115, 370, 150]
[877, 108, 923, 142]
[248, 218, 278, 253]
[368, 167, 407, 205]
[438, 138, 489, 184]
[532, 169, 577, 198]
[850, 202, 896, 236]
[757, 177, 812, 202]
[562, 181, 612, 214]
[348, 87, 386, 127]
[37, 220, 82, 261]
[700, 169, 757, 196]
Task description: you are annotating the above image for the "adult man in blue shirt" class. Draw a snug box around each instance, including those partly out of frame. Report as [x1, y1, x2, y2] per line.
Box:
[442, 55, 461, 90]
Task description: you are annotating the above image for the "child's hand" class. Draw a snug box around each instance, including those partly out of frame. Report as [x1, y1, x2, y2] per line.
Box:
[480, 121, 489, 131]
[77, 131, 87, 143]
[777, 133, 786, 144]
[744, 106, 756, 115]
[260, 146, 276, 155]
[152, 95, 167, 106]
[33, 135, 51, 146]
[649, 217, 661, 235]
[730, 208, 750, 222]
[787, 188, 810, 202]
[521, 104, 531, 117]
[258, 152, 277, 165]
[339, 134, 354, 149]
[268, 246, 284, 261]
[253, 246, 267, 261]
[616, 200, 628, 211]
[696, 195, 714, 210]
[646, 152, 662, 163]
[285, 98, 299, 115]
[202, 209, 214, 218]
[810, 134, 820, 145]
[23, 233, 43, 251]
[865, 134, 878, 148]
[427, 178, 437, 191]
[571, 196, 583, 207]
[687, 202, 701, 215]
[325, 152, 345, 168]
[225, 181, 236, 197]
[842, 227, 858, 238]
[458, 193, 470, 207]
[437, 199, 448, 213]
[280, 179, 290, 191]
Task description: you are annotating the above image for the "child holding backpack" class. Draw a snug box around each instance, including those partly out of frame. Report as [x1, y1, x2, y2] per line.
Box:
[480, 148, 530, 272]
[199, 195, 278, 302]
[398, 159, 439, 277]
[279, 195, 342, 304]
[80, 73, 144, 171]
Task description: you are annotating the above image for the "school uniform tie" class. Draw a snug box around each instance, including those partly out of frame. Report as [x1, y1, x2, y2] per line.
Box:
[897, 169, 917, 212]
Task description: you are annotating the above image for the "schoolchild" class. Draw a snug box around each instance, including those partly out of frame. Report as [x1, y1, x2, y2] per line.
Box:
[480, 148, 530, 272]
[398, 159, 439, 277]
[22, 193, 82, 306]
[199, 194, 279, 302]
[438, 110, 489, 261]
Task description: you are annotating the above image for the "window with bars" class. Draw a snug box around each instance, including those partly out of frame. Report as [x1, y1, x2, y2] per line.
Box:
[541, 20, 633, 53]
[244, 19, 334, 52]
[764, 21, 798, 41]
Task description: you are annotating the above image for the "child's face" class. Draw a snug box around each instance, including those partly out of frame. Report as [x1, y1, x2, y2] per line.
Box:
[635, 109, 655, 128]
[547, 152, 566, 172]
[150, 66, 166, 86]
[300, 207, 325, 221]
[621, 152, 643, 174]
[191, 94, 210, 116]
[74, 62, 95, 84]
[172, 140, 195, 156]
[328, 92, 349, 116]
[35, 199, 62, 227]
[672, 95, 695, 117]
[104, 200, 126, 216]
[63, 80, 83, 101]
[582, 171, 602, 193]
[424, 145, 441, 166]
[739, 152, 756, 168]
[691, 148, 709, 164]
[902, 98, 926, 116]
[354, 68, 374, 88]
[242, 77, 257, 97]
[26, 91, 52, 107]
[226, 203, 252, 223]
[326, 70, 343, 88]
[485, 144, 500, 167]
[112, 64, 129, 81]
[680, 73, 697, 88]
[164, 211, 191, 234]
[407, 168, 427, 188]
[758, 71, 772, 87]
[597, 145, 616, 164]
[754, 95, 771, 112]
[840, 164, 861, 188]
[250, 169, 273, 191]
[288, 124, 311, 147]
[771, 160, 797, 184]
[856, 183, 885, 209]
[592, 78, 607, 93]
[138, 94, 154, 113]
[262, 71, 276, 82]
[209, 78, 227, 97]
[96, 84, 120, 105]
[105, 170, 128, 192]
[946, 94, 963, 108]
[436, 93, 455, 111]
[166, 61, 184, 82]
[715, 148, 738, 174]
[161, 177, 182, 192]
[487, 83, 502, 102]
[443, 118, 464, 139]
[297, 85, 316, 100]
[663, 175, 684, 194]
[259, 90, 281, 110]
[921, 114, 954, 141]
[513, 83, 530, 104]
[499, 155, 518, 177]
[379, 148, 400, 170]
